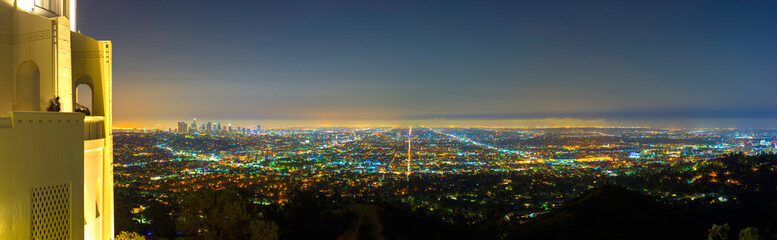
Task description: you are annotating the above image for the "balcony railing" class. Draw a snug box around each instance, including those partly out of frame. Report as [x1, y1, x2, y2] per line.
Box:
[84, 116, 104, 140]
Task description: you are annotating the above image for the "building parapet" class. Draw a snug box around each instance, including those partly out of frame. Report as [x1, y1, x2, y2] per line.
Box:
[4, 111, 84, 128]
[84, 116, 104, 140]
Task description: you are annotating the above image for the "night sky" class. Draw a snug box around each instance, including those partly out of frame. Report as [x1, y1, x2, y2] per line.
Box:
[77, 0, 777, 128]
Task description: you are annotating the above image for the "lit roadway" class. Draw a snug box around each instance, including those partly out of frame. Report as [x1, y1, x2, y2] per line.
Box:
[428, 128, 533, 159]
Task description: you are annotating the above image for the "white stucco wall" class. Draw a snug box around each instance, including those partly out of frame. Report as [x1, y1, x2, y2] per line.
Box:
[0, 112, 85, 240]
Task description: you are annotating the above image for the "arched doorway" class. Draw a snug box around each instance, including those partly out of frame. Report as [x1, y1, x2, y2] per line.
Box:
[15, 61, 40, 111]
[73, 75, 94, 116]
[75, 84, 93, 115]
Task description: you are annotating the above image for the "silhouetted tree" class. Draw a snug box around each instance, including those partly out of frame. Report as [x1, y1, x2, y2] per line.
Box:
[176, 190, 253, 240]
[708, 223, 731, 240]
[249, 219, 279, 240]
[114, 190, 142, 235]
[115, 231, 146, 240]
[280, 190, 325, 239]
[144, 200, 178, 239]
[738, 227, 762, 240]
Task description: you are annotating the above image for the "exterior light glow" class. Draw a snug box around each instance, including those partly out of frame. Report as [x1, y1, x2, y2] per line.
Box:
[18, 0, 35, 13]
[70, 0, 77, 31]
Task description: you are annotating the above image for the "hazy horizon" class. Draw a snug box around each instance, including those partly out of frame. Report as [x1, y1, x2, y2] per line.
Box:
[114, 117, 777, 130]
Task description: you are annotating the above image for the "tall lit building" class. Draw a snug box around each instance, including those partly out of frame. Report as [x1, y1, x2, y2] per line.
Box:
[177, 121, 187, 134]
[190, 118, 197, 133]
[0, 1, 114, 239]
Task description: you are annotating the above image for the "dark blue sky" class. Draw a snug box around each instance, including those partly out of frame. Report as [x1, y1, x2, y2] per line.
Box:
[77, 0, 777, 127]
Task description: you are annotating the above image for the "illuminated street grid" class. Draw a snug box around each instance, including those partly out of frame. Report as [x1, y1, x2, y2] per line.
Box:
[114, 127, 777, 222]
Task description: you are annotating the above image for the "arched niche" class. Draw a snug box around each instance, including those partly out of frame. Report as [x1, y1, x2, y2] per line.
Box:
[15, 61, 40, 111]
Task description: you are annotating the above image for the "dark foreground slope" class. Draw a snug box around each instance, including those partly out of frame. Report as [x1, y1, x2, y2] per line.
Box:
[283, 186, 697, 240]
[510, 185, 698, 240]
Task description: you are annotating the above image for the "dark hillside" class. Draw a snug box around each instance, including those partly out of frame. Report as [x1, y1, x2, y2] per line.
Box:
[511, 185, 698, 240]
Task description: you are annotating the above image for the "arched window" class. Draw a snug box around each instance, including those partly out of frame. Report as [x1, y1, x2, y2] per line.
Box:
[16, 61, 40, 111]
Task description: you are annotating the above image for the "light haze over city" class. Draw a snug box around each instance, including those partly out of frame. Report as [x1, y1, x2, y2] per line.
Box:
[76, 0, 777, 128]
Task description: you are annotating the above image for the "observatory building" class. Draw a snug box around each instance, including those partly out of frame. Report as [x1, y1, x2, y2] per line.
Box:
[0, 0, 114, 239]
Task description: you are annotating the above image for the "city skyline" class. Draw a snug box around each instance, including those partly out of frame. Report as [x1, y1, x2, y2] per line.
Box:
[76, 0, 777, 128]
[118, 117, 777, 130]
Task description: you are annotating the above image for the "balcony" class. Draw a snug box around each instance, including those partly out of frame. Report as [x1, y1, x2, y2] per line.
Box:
[84, 116, 104, 140]
[0, 112, 104, 140]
